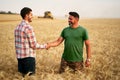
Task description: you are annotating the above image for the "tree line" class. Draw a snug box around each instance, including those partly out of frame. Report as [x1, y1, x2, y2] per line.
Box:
[0, 11, 18, 14]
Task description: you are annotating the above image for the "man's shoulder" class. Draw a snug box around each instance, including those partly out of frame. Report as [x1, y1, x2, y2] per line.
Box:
[15, 21, 32, 32]
[79, 26, 87, 31]
[79, 25, 85, 29]
[21, 21, 32, 29]
[63, 26, 70, 31]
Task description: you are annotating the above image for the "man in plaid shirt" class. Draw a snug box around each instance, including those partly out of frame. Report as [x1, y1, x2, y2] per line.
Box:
[14, 7, 46, 77]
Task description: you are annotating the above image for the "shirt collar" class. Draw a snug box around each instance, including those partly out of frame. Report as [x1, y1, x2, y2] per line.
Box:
[22, 20, 29, 24]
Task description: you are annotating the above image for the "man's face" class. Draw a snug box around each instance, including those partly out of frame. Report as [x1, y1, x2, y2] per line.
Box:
[68, 15, 78, 26]
[68, 15, 77, 26]
[26, 11, 33, 22]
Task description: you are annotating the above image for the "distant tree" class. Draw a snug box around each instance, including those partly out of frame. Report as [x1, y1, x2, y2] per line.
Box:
[8, 11, 12, 14]
[0, 10, 18, 14]
[0, 11, 7, 14]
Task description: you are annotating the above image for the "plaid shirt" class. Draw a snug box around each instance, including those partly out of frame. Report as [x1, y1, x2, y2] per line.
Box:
[14, 20, 45, 59]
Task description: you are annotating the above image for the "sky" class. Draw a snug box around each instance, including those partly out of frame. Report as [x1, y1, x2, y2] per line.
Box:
[0, 0, 120, 18]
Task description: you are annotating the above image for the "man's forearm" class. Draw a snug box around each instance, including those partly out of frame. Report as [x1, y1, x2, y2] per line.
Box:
[48, 41, 60, 47]
[86, 44, 91, 59]
[85, 43, 91, 67]
[48, 37, 64, 48]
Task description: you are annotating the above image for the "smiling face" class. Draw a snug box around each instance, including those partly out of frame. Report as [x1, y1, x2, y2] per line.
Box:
[68, 15, 78, 26]
[25, 11, 33, 22]
[20, 7, 33, 23]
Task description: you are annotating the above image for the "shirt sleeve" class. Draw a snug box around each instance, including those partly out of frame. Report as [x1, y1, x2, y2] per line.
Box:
[60, 29, 65, 39]
[25, 26, 46, 49]
[83, 29, 89, 40]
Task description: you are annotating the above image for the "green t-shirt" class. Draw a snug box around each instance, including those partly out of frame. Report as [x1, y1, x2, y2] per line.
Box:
[61, 26, 89, 62]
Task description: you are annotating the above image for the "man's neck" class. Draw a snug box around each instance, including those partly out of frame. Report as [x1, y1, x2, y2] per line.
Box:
[23, 19, 29, 24]
[71, 23, 79, 28]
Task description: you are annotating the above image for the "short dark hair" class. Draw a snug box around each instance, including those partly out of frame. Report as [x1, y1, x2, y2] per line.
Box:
[20, 7, 32, 19]
[69, 12, 79, 19]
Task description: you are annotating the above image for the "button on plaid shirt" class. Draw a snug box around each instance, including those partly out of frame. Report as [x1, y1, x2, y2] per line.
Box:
[14, 20, 45, 59]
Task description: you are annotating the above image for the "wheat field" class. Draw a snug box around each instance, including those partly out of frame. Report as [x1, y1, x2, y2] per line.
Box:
[0, 14, 120, 80]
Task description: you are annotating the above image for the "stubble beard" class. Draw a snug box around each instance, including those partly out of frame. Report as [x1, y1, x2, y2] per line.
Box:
[28, 16, 32, 22]
[69, 22, 73, 26]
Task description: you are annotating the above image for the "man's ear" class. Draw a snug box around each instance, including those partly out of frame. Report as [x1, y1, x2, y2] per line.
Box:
[26, 14, 28, 18]
[25, 14, 29, 18]
[75, 17, 79, 21]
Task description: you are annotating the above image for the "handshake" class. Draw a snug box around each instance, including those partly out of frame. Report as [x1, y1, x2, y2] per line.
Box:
[39, 37, 63, 50]
[40, 43, 51, 50]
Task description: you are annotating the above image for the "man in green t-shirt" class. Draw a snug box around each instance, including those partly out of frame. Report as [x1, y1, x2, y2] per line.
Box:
[47, 12, 91, 73]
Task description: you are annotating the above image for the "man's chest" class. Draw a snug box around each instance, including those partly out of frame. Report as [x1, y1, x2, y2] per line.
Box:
[64, 29, 83, 40]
